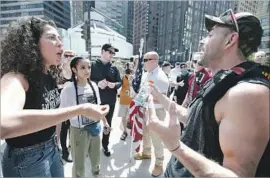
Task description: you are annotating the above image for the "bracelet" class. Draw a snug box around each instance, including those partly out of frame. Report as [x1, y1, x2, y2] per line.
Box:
[170, 144, 180, 152]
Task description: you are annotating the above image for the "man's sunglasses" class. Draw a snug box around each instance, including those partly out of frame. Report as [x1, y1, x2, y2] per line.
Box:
[220, 9, 239, 33]
[192, 60, 197, 64]
[143, 58, 155, 62]
[106, 50, 115, 55]
[64, 55, 74, 58]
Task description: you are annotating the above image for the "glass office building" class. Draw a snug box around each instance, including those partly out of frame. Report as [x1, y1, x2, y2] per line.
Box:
[0, 1, 71, 35]
[157, 1, 235, 62]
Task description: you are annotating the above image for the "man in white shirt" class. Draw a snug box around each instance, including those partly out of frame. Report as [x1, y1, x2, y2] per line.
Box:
[134, 51, 169, 177]
[254, 51, 267, 65]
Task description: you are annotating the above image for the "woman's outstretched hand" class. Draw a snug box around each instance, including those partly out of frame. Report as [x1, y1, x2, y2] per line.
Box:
[81, 103, 110, 120]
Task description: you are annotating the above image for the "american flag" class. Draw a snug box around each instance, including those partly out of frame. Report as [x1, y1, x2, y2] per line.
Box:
[129, 100, 145, 152]
[129, 53, 145, 152]
[132, 54, 144, 93]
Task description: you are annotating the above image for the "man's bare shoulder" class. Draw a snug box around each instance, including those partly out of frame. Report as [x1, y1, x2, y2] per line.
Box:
[218, 81, 269, 176]
[222, 81, 269, 117]
[226, 81, 269, 100]
[216, 81, 269, 123]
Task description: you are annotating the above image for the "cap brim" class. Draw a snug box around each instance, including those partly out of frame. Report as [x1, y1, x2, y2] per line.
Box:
[112, 47, 119, 52]
[107, 47, 119, 52]
[205, 14, 226, 31]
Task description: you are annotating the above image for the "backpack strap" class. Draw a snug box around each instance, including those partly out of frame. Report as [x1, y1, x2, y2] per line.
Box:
[201, 62, 261, 104]
[88, 81, 98, 104]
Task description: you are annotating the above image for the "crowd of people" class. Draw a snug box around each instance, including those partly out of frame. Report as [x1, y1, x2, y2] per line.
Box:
[0, 9, 269, 178]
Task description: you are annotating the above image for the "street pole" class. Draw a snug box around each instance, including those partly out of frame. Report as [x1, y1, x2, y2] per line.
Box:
[69, 34, 71, 49]
[87, 2, 91, 60]
[188, 41, 192, 62]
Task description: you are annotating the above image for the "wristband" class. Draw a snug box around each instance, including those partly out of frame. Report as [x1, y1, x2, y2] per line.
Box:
[170, 144, 180, 152]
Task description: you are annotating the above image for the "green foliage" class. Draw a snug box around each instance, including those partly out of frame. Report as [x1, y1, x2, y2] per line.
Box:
[247, 53, 255, 61]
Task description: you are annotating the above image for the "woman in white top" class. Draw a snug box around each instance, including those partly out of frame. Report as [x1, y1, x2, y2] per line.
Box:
[60, 57, 109, 177]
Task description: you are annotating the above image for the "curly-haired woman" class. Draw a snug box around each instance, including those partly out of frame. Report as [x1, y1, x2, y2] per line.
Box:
[0, 17, 109, 177]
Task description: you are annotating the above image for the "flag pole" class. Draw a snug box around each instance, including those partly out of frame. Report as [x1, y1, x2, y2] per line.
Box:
[128, 38, 144, 173]
[129, 118, 135, 162]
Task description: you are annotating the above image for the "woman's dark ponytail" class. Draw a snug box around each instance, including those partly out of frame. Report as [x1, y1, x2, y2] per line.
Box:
[70, 57, 84, 105]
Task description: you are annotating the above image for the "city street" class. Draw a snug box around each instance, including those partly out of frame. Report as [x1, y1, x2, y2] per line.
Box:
[63, 99, 172, 177]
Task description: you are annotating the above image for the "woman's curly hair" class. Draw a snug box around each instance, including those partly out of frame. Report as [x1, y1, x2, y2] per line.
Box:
[1, 16, 59, 81]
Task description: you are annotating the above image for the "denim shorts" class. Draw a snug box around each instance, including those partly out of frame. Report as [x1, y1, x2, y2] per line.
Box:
[1, 137, 64, 177]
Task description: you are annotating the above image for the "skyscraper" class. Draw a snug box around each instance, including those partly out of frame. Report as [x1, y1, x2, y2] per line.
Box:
[0, 0, 71, 35]
[157, 1, 235, 62]
[133, 1, 148, 54]
[257, 1, 270, 54]
[70, 1, 83, 27]
[133, 1, 160, 54]
[123, 1, 134, 44]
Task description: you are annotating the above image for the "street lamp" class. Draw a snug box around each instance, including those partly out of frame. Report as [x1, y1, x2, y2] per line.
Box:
[171, 51, 176, 62]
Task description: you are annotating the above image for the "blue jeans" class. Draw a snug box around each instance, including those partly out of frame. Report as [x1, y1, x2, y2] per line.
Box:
[1, 138, 64, 177]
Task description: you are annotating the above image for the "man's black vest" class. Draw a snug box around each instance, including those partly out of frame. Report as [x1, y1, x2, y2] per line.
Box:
[165, 61, 270, 177]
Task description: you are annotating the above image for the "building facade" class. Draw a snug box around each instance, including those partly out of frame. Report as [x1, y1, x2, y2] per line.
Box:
[71, 1, 83, 27]
[257, 1, 270, 55]
[59, 11, 133, 60]
[0, 0, 71, 35]
[123, 1, 134, 44]
[83, 1, 126, 35]
[133, 1, 160, 55]
[157, 1, 235, 62]
[43, 1, 71, 29]
[234, 0, 259, 14]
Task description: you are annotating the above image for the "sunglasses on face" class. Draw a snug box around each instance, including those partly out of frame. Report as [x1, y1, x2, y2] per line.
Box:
[143, 58, 155, 63]
[220, 9, 239, 33]
[64, 55, 74, 58]
[192, 60, 197, 64]
[106, 50, 115, 55]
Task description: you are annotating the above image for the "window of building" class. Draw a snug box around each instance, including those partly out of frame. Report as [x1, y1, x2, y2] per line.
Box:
[1, 1, 18, 4]
[263, 28, 270, 37]
[1, 5, 20, 11]
[28, 11, 43, 16]
[260, 40, 270, 49]
[172, 33, 179, 49]
[28, 3, 43, 9]
[165, 33, 172, 52]
[174, 9, 181, 30]
[167, 13, 173, 32]
[261, 16, 269, 26]
[1, 12, 21, 18]
[168, 1, 174, 12]
[1, 20, 14, 25]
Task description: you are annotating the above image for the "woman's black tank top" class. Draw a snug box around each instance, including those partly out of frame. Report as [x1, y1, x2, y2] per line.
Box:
[6, 72, 60, 148]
